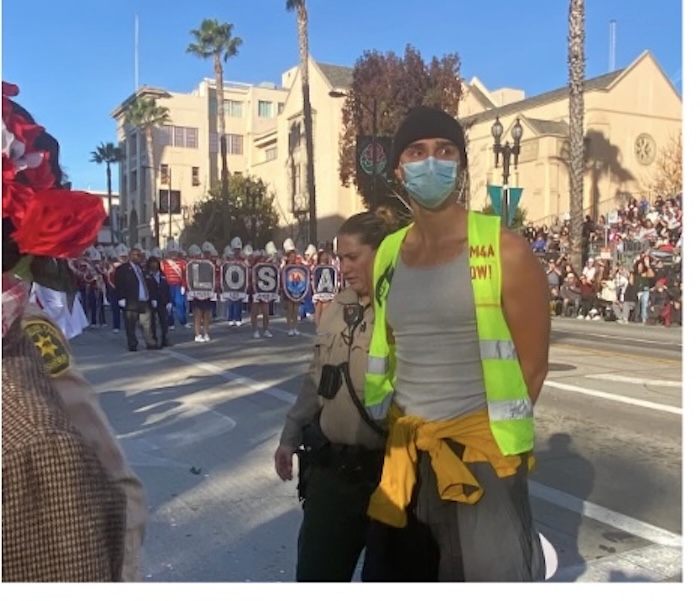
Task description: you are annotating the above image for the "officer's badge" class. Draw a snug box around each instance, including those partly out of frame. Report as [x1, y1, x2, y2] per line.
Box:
[22, 319, 71, 377]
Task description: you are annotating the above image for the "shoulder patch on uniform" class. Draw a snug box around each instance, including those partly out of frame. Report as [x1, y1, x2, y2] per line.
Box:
[22, 318, 71, 377]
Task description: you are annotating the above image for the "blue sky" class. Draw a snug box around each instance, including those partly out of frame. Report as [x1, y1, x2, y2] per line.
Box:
[1, 0, 682, 191]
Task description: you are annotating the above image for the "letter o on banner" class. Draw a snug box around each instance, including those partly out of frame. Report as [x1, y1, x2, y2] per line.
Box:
[224, 263, 245, 289]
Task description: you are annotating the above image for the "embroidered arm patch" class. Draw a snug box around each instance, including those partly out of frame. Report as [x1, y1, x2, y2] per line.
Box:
[22, 318, 72, 377]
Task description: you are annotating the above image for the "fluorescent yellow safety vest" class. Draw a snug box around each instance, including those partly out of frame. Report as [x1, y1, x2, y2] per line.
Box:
[365, 211, 534, 456]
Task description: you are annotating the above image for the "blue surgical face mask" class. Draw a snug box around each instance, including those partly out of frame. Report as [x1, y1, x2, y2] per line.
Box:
[401, 156, 459, 209]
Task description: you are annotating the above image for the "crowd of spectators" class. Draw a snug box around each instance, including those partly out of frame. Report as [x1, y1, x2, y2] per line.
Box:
[523, 194, 683, 327]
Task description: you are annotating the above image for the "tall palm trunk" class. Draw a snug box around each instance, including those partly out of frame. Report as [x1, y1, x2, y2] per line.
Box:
[568, 0, 586, 270]
[215, 54, 232, 240]
[106, 162, 115, 244]
[297, 6, 317, 245]
[145, 126, 157, 246]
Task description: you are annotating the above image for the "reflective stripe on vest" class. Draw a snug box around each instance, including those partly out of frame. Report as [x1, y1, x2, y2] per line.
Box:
[365, 211, 534, 456]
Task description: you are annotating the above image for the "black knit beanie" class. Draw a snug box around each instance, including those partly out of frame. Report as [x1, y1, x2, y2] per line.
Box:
[390, 106, 467, 169]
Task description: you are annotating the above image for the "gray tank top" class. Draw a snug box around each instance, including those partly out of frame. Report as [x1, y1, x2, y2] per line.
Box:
[386, 248, 487, 420]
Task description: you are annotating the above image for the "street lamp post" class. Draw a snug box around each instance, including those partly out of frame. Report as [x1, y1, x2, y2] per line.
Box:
[329, 89, 379, 209]
[168, 167, 173, 241]
[491, 117, 523, 227]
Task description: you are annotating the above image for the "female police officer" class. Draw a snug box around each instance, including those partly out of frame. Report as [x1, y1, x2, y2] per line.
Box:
[273, 211, 393, 581]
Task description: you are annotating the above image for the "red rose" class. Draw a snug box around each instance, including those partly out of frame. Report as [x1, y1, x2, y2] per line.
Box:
[2, 81, 19, 97]
[9, 117, 45, 151]
[2, 179, 34, 225]
[11, 189, 106, 258]
[21, 152, 55, 190]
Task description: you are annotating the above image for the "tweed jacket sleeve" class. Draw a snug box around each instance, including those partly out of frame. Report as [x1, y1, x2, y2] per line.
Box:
[2, 432, 127, 582]
[2, 321, 126, 582]
[21, 304, 147, 581]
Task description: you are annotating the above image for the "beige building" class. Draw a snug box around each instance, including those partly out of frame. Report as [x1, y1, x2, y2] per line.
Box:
[460, 51, 682, 223]
[110, 50, 680, 248]
[111, 78, 288, 249]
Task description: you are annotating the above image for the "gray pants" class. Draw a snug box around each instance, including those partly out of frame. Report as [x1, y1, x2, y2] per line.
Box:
[613, 301, 635, 322]
[363, 448, 545, 582]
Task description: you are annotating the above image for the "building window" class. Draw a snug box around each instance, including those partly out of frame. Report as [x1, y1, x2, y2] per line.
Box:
[224, 99, 244, 117]
[226, 134, 244, 155]
[160, 125, 199, 149]
[192, 166, 200, 186]
[278, 102, 285, 115]
[128, 133, 137, 155]
[130, 170, 137, 192]
[258, 101, 274, 118]
[160, 164, 169, 185]
[265, 147, 278, 161]
[186, 128, 198, 148]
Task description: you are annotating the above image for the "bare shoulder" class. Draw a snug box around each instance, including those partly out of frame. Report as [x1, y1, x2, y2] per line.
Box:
[500, 228, 538, 264]
[500, 228, 547, 289]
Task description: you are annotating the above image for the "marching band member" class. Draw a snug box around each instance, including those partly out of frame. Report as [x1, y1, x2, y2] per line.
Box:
[282, 238, 302, 336]
[202, 241, 219, 322]
[188, 244, 213, 343]
[68, 252, 91, 315]
[227, 237, 245, 327]
[107, 244, 129, 333]
[242, 243, 254, 319]
[300, 244, 317, 321]
[86, 246, 106, 328]
[313, 249, 336, 327]
[162, 240, 189, 329]
[250, 242, 277, 339]
[100, 247, 117, 332]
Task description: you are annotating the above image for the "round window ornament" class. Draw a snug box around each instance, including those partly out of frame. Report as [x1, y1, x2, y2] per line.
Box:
[634, 134, 656, 166]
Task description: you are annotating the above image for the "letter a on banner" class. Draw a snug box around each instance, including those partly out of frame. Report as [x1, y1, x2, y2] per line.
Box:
[312, 265, 339, 302]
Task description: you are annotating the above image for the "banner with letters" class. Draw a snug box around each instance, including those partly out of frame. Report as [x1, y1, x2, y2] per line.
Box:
[219, 261, 248, 301]
[252, 262, 280, 303]
[281, 264, 310, 303]
[311, 265, 339, 302]
[185, 259, 216, 300]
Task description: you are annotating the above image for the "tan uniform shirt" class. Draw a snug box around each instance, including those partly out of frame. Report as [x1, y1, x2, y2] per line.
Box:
[280, 288, 385, 450]
[21, 304, 147, 582]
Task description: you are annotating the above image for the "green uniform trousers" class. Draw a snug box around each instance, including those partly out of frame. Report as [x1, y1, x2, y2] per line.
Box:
[296, 462, 378, 581]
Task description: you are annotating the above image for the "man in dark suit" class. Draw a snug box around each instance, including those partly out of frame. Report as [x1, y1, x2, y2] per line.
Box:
[114, 247, 158, 351]
[145, 256, 172, 348]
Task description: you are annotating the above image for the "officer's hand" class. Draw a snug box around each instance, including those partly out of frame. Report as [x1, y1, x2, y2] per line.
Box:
[118, 299, 126, 308]
[274, 444, 295, 481]
[151, 300, 157, 308]
[166, 303, 172, 311]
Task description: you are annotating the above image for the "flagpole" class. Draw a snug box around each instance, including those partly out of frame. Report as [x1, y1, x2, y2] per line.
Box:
[134, 14, 139, 92]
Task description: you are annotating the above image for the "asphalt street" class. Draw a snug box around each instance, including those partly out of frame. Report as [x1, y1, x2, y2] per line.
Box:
[70, 310, 684, 583]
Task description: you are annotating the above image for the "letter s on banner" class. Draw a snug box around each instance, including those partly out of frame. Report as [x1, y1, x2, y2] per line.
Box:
[252, 263, 280, 303]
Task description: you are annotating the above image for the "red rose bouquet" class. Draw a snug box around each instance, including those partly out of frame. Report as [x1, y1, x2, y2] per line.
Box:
[2, 81, 106, 333]
[2, 81, 106, 261]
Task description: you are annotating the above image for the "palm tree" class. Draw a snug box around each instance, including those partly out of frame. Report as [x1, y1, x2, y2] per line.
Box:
[90, 142, 123, 244]
[568, 0, 586, 270]
[286, 0, 318, 245]
[123, 96, 170, 246]
[187, 19, 242, 242]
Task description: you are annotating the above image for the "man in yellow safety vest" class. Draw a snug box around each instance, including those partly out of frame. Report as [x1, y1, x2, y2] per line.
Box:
[361, 106, 551, 582]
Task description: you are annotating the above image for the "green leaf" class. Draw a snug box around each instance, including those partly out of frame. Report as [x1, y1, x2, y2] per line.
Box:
[30, 257, 77, 298]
